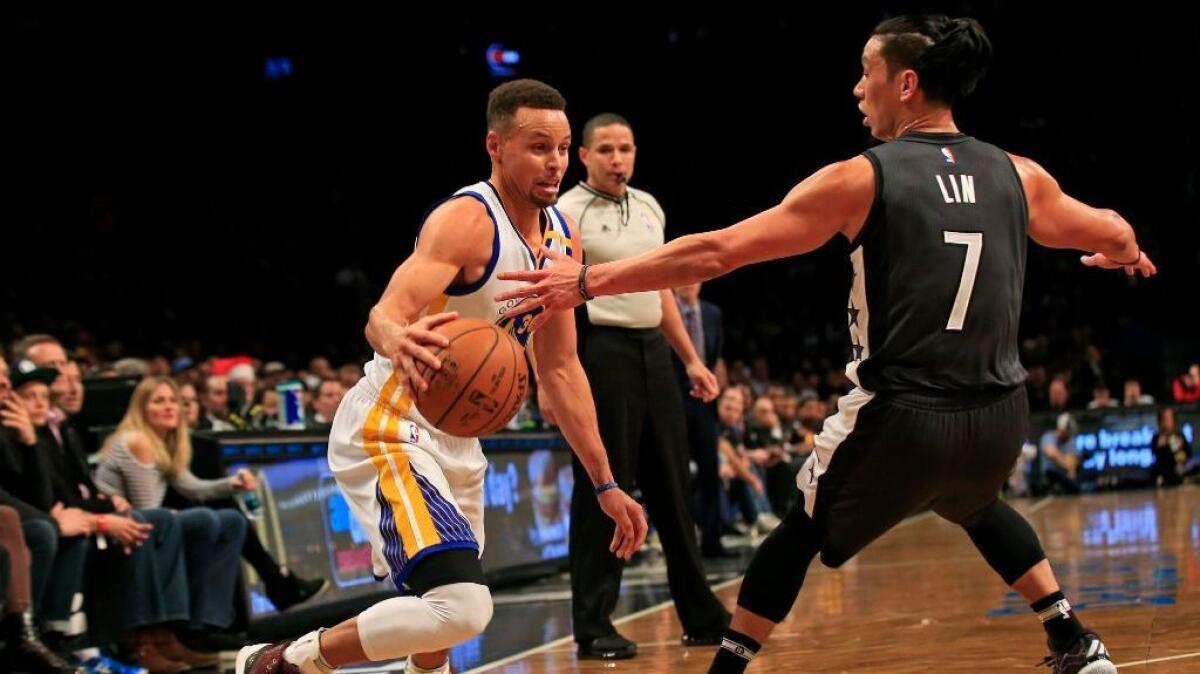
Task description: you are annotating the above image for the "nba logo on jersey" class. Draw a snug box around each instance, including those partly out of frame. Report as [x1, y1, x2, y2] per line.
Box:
[941, 147, 957, 164]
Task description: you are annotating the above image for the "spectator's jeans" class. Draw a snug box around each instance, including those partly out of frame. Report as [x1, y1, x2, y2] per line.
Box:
[124, 508, 190, 629]
[177, 507, 247, 629]
[22, 519, 88, 622]
[725, 478, 760, 525]
[750, 464, 774, 515]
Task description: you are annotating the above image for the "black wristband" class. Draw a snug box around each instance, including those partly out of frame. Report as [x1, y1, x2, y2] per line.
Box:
[594, 481, 618, 496]
[578, 264, 595, 301]
[1112, 249, 1141, 266]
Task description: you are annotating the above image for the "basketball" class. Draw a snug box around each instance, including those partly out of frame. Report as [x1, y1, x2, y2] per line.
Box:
[413, 317, 529, 437]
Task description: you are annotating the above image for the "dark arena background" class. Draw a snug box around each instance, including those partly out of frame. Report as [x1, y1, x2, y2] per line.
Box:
[3, 4, 1198, 674]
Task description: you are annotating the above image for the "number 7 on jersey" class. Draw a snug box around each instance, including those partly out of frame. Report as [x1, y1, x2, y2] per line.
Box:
[943, 231, 983, 331]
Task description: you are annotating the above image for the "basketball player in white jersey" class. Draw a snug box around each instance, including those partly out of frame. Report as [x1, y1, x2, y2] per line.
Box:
[237, 79, 648, 674]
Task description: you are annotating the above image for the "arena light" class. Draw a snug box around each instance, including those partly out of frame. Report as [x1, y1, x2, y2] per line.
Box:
[264, 56, 293, 80]
[486, 43, 520, 78]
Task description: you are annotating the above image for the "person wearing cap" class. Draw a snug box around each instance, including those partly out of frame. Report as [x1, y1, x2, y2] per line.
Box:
[3, 360, 223, 671]
[0, 356, 89, 674]
[1038, 413, 1081, 495]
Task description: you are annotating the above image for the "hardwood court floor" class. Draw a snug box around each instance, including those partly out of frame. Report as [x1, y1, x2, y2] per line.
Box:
[466, 486, 1200, 673]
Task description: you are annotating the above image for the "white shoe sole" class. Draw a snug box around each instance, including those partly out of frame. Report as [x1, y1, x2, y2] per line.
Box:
[1078, 660, 1118, 674]
[236, 643, 271, 674]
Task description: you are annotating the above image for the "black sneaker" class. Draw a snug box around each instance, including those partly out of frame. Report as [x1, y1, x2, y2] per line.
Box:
[577, 633, 637, 660]
[177, 628, 248, 653]
[266, 570, 330, 612]
[1041, 631, 1117, 674]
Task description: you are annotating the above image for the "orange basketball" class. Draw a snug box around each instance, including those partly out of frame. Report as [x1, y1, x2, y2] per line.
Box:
[413, 318, 529, 437]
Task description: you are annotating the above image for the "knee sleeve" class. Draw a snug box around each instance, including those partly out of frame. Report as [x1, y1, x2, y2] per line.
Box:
[737, 500, 822, 623]
[963, 500, 1046, 585]
[357, 582, 493, 661]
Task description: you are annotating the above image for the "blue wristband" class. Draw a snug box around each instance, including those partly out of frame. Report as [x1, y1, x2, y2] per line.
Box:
[594, 481, 619, 496]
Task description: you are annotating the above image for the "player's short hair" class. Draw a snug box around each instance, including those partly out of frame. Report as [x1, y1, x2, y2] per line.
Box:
[872, 15, 993, 105]
[581, 113, 632, 148]
[486, 79, 567, 136]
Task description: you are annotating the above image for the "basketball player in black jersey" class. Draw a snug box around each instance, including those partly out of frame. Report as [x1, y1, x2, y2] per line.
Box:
[497, 15, 1155, 674]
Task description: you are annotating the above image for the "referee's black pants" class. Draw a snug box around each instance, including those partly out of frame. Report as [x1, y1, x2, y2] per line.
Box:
[569, 326, 728, 644]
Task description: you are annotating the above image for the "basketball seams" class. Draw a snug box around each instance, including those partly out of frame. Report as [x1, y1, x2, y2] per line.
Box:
[412, 325, 495, 404]
[466, 327, 524, 436]
[432, 330, 500, 429]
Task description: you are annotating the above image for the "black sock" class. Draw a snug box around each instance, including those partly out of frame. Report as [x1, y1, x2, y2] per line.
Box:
[1031, 591, 1085, 652]
[708, 628, 761, 674]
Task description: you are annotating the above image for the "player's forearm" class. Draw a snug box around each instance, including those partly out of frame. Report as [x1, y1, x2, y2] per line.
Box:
[589, 231, 732, 298]
[1089, 210, 1139, 261]
[540, 361, 615, 487]
[365, 304, 405, 355]
[658, 290, 702, 365]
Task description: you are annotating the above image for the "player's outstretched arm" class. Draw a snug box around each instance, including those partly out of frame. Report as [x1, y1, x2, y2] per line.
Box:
[496, 157, 874, 331]
[1011, 153, 1157, 278]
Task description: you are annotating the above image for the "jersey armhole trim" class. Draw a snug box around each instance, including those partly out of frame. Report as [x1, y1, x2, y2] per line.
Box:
[849, 150, 884, 250]
[1001, 153, 1031, 237]
[439, 192, 501, 297]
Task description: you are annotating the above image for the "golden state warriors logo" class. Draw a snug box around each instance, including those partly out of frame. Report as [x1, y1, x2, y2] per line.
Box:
[496, 303, 543, 347]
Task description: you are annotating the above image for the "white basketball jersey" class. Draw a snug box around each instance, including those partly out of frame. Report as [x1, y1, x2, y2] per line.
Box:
[362, 181, 574, 407]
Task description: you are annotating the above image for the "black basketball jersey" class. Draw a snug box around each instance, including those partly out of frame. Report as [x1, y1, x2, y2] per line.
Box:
[848, 131, 1027, 393]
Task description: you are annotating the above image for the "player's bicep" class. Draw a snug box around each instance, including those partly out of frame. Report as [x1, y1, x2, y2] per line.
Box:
[719, 157, 873, 269]
[1013, 153, 1121, 251]
[377, 200, 491, 320]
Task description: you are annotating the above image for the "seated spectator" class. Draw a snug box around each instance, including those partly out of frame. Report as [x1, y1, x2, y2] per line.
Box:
[308, 379, 346, 428]
[1038, 413, 1081, 494]
[0, 357, 83, 674]
[715, 388, 778, 535]
[336, 363, 364, 391]
[5, 360, 212, 672]
[1172, 364, 1200, 403]
[1048, 376, 1072, 412]
[260, 362, 291, 390]
[1123, 378, 1156, 407]
[248, 388, 280, 430]
[308, 357, 337, 383]
[178, 382, 201, 429]
[95, 377, 252, 653]
[196, 375, 241, 431]
[1087, 383, 1119, 410]
[745, 396, 800, 518]
[1151, 408, 1200, 486]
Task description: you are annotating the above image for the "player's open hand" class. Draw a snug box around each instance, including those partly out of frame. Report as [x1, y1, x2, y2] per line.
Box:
[495, 246, 585, 333]
[597, 488, 647, 561]
[1080, 251, 1156, 278]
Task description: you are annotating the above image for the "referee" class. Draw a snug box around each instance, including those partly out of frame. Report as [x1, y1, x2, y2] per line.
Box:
[553, 113, 730, 659]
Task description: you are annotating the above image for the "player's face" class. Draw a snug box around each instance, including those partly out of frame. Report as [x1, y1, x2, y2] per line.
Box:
[580, 124, 636, 195]
[853, 36, 904, 141]
[495, 107, 571, 208]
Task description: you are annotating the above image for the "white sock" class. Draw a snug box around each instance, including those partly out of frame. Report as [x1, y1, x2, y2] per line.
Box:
[283, 629, 335, 674]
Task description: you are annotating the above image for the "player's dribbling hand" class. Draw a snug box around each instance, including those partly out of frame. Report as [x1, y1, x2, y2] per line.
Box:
[1080, 251, 1157, 277]
[598, 488, 648, 561]
[384, 312, 459, 395]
